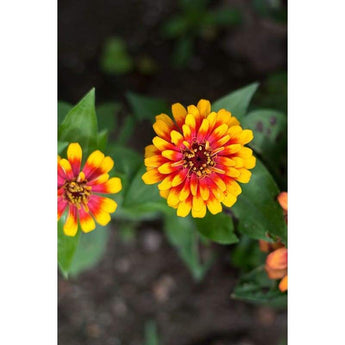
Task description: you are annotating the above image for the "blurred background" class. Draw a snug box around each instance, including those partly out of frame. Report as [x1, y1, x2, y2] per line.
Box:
[58, 0, 287, 344]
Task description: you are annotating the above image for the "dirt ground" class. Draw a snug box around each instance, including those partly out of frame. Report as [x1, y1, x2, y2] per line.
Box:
[59, 225, 287, 345]
[58, 0, 287, 344]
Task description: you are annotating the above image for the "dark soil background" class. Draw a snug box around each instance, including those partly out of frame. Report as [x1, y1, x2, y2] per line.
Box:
[58, 0, 287, 344]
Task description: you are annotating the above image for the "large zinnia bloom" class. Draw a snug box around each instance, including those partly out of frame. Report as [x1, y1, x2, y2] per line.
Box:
[58, 143, 122, 236]
[142, 99, 256, 218]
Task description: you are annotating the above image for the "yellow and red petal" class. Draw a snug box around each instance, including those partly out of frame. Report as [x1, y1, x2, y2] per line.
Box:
[158, 174, 174, 190]
[145, 144, 159, 158]
[222, 193, 237, 208]
[167, 187, 181, 207]
[191, 201, 206, 218]
[207, 194, 223, 214]
[177, 196, 192, 217]
[152, 136, 174, 151]
[79, 206, 96, 233]
[144, 154, 167, 168]
[236, 168, 252, 183]
[279, 275, 288, 292]
[67, 143, 82, 176]
[172, 102, 187, 128]
[142, 169, 163, 184]
[58, 196, 68, 220]
[59, 158, 75, 180]
[82, 150, 105, 179]
[197, 99, 211, 117]
[266, 247, 288, 271]
[171, 169, 188, 187]
[88, 195, 117, 226]
[179, 179, 191, 201]
[63, 205, 78, 237]
[153, 114, 176, 141]
[199, 178, 210, 201]
[91, 177, 122, 194]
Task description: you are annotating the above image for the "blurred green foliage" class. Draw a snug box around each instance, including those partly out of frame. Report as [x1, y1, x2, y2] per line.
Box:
[161, 0, 241, 67]
[100, 37, 133, 75]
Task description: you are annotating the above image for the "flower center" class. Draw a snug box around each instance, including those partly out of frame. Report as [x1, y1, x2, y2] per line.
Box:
[63, 180, 91, 208]
[183, 142, 215, 177]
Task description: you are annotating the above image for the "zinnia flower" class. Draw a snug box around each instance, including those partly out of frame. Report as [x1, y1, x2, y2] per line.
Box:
[142, 99, 256, 218]
[58, 143, 122, 236]
[262, 191, 288, 292]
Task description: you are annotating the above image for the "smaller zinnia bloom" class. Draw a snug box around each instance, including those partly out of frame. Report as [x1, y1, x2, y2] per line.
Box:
[58, 143, 122, 236]
[142, 99, 256, 218]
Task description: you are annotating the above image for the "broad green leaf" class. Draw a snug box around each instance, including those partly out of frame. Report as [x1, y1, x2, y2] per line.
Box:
[68, 227, 110, 277]
[58, 216, 80, 278]
[117, 115, 135, 145]
[58, 141, 68, 154]
[106, 144, 142, 177]
[231, 266, 287, 308]
[194, 212, 238, 244]
[126, 92, 169, 122]
[96, 102, 121, 132]
[164, 212, 211, 281]
[118, 165, 168, 221]
[231, 235, 267, 271]
[58, 88, 98, 154]
[242, 109, 287, 188]
[100, 37, 133, 75]
[97, 129, 108, 152]
[232, 159, 287, 245]
[58, 101, 72, 126]
[212, 83, 259, 119]
[242, 109, 287, 154]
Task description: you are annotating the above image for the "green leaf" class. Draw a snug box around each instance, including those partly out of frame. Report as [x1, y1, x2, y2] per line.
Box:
[231, 266, 287, 308]
[194, 212, 238, 244]
[242, 109, 287, 187]
[58, 216, 80, 278]
[96, 102, 121, 132]
[100, 37, 133, 75]
[116, 115, 135, 145]
[232, 159, 287, 245]
[97, 129, 108, 152]
[58, 88, 98, 154]
[117, 165, 168, 221]
[164, 212, 211, 281]
[106, 144, 142, 177]
[58, 141, 68, 154]
[68, 227, 110, 277]
[212, 82, 259, 120]
[231, 235, 267, 271]
[242, 109, 287, 154]
[58, 101, 72, 126]
[126, 92, 169, 122]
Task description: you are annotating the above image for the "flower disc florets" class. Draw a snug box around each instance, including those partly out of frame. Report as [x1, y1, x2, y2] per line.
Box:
[142, 99, 256, 218]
